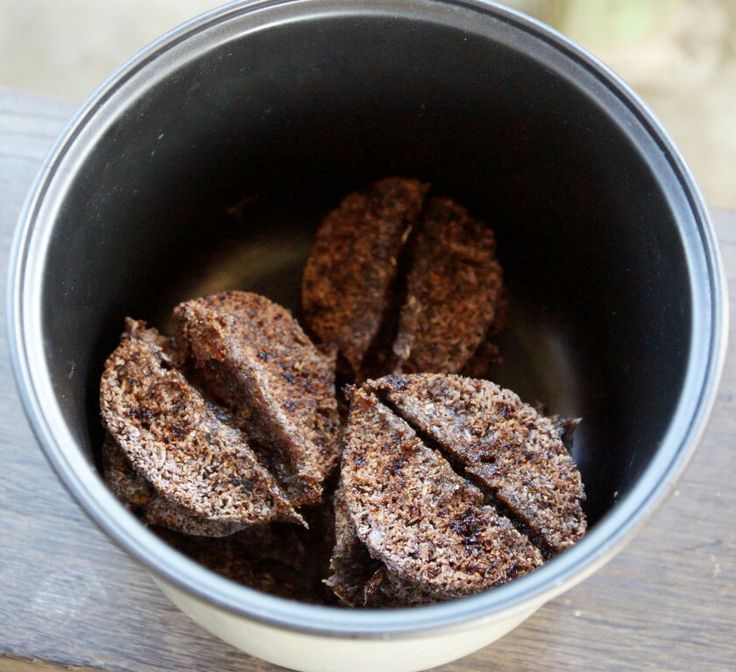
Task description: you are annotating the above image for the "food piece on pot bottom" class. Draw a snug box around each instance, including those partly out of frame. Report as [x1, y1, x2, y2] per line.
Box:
[324, 485, 380, 606]
[336, 387, 544, 603]
[460, 289, 508, 378]
[102, 432, 153, 510]
[301, 177, 429, 378]
[105, 430, 337, 601]
[302, 179, 507, 381]
[174, 291, 341, 507]
[392, 197, 503, 375]
[366, 374, 587, 554]
[100, 319, 302, 536]
[102, 433, 269, 537]
[326, 484, 437, 607]
[153, 524, 324, 602]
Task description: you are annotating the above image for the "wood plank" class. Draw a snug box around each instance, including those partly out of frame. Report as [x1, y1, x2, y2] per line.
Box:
[0, 657, 100, 672]
[0, 91, 733, 672]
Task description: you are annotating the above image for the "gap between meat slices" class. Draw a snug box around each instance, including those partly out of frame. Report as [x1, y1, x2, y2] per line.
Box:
[366, 374, 587, 554]
[301, 177, 429, 379]
[301, 179, 505, 381]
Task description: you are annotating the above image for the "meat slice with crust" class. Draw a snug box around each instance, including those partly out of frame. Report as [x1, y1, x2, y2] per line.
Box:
[324, 484, 381, 607]
[174, 291, 341, 507]
[301, 177, 429, 378]
[367, 374, 587, 553]
[340, 387, 543, 601]
[392, 198, 503, 374]
[100, 319, 301, 536]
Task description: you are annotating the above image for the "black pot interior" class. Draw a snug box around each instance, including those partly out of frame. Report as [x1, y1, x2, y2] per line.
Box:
[41, 11, 692, 530]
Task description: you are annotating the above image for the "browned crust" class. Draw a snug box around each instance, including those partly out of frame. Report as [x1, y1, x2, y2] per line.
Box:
[392, 198, 503, 374]
[368, 374, 587, 552]
[459, 340, 502, 379]
[173, 291, 341, 507]
[301, 177, 429, 377]
[102, 432, 153, 509]
[100, 319, 301, 533]
[341, 387, 543, 600]
[361, 567, 440, 608]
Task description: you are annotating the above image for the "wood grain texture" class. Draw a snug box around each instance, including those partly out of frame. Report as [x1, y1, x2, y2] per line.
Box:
[0, 658, 100, 672]
[0, 91, 734, 672]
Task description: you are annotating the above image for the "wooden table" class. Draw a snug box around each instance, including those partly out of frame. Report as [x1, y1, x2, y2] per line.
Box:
[0, 91, 734, 672]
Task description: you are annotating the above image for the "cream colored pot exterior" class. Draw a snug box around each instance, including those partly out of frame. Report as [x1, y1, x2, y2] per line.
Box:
[157, 578, 544, 672]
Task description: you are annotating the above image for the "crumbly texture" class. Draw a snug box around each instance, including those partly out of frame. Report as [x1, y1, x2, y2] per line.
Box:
[367, 374, 587, 553]
[459, 340, 502, 378]
[98, 177, 588, 607]
[392, 198, 503, 374]
[103, 433, 266, 537]
[459, 289, 508, 378]
[100, 319, 302, 535]
[174, 291, 341, 507]
[341, 387, 543, 600]
[361, 567, 440, 608]
[324, 484, 381, 606]
[325, 484, 438, 608]
[301, 178, 429, 378]
[102, 432, 153, 509]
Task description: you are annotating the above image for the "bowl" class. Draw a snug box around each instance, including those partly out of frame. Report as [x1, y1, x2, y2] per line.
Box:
[8, 1, 727, 671]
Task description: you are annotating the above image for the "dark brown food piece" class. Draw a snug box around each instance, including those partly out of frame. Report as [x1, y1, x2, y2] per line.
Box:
[460, 289, 508, 378]
[301, 177, 429, 378]
[324, 484, 380, 606]
[459, 340, 502, 378]
[341, 387, 543, 601]
[155, 525, 321, 601]
[368, 374, 587, 553]
[103, 433, 268, 536]
[174, 291, 341, 507]
[361, 567, 439, 608]
[326, 483, 438, 608]
[100, 319, 301, 536]
[102, 432, 153, 509]
[392, 198, 503, 374]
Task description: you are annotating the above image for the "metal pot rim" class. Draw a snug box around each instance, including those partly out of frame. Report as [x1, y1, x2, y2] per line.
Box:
[7, 0, 728, 639]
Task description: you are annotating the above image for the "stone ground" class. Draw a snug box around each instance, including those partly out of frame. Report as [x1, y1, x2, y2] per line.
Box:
[0, 0, 733, 207]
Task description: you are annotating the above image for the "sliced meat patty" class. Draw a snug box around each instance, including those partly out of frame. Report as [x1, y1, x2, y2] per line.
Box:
[341, 387, 543, 601]
[367, 374, 587, 553]
[102, 432, 153, 510]
[301, 177, 429, 378]
[361, 567, 440, 608]
[174, 291, 341, 507]
[100, 319, 301, 535]
[392, 198, 503, 374]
